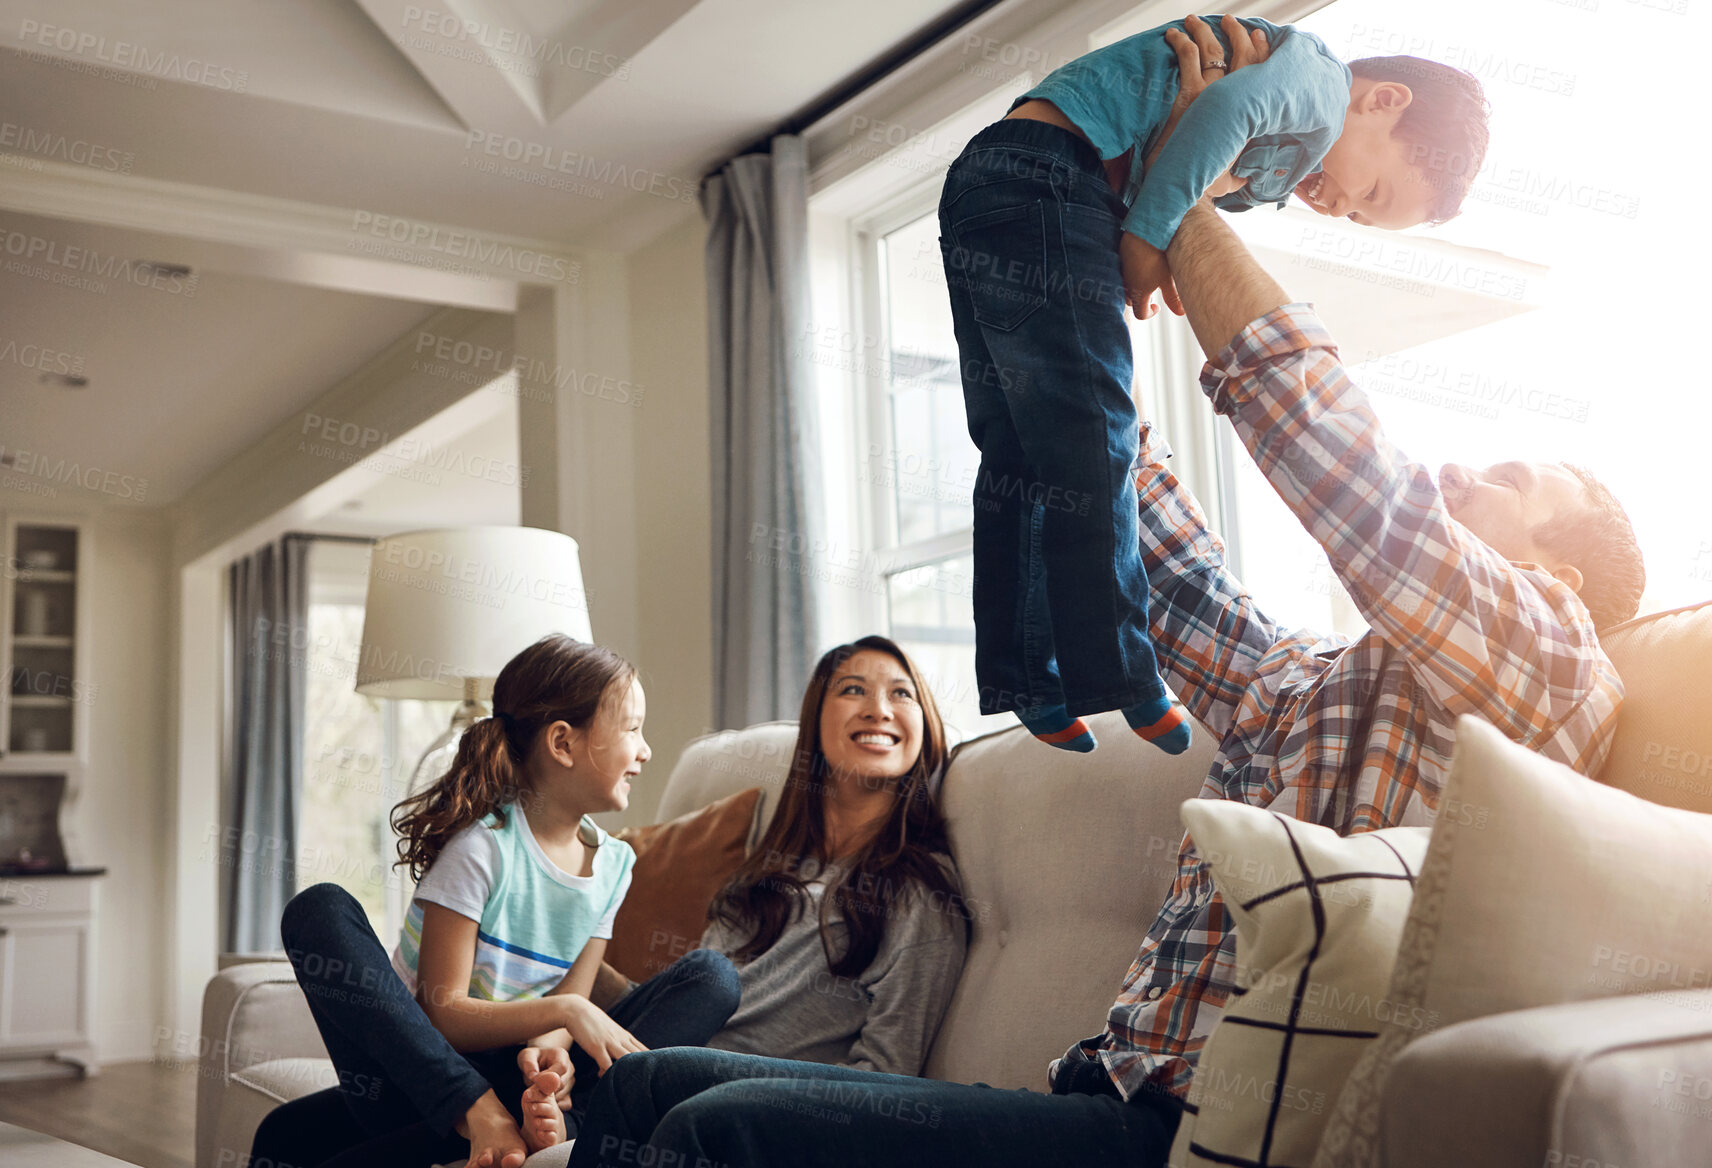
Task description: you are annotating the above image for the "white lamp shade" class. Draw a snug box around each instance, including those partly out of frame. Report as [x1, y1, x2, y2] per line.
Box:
[356, 526, 593, 700]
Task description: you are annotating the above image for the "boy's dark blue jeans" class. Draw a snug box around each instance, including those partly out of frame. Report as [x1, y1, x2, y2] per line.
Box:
[248, 883, 740, 1168]
[939, 117, 1169, 718]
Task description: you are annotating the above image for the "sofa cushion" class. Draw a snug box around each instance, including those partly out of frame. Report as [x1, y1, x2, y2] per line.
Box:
[197, 961, 331, 1168]
[207, 1058, 339, 1168]
[654, 722, 801, 831]
[922, 710, 1213, 1089]
[1376, 994, 1712, 1168]
[1595, 600, 1712, 813]
[1170, 801, 1430, 1168]
[229, 1057, 341, 1104]
[1314, 714, 1712, 1168]
[605, 787, 763, 981]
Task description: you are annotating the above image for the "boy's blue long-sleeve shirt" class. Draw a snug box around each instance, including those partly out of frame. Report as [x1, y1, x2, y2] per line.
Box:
[1019, 16, 1352, 251]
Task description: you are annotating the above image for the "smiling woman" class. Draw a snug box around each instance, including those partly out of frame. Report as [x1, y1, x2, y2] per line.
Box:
[702, 634, 972, 1076]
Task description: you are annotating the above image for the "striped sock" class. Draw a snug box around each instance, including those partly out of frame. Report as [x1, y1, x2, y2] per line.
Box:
[1122, 695, 1193, 755]
[1016, 704, 1097, 753]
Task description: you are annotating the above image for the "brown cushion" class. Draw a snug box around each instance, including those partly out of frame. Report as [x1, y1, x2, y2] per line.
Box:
[1595, 600, 1712, 813]
[603, 787, 762, 982]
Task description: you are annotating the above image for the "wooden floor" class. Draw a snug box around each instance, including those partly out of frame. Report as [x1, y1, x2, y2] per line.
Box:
[0, 1059, 196, 1168]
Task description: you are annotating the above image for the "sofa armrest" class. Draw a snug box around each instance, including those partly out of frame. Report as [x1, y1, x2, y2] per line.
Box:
[1379, 991, 1712, 1168]
[195, 961, 328, 1168]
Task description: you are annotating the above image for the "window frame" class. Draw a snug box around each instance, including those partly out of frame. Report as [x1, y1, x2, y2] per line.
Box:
[851, 180, 973, 585]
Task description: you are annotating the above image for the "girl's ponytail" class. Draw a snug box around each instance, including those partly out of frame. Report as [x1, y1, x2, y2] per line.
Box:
[391, 713, 521, 882]
[390, 633, 636, 881]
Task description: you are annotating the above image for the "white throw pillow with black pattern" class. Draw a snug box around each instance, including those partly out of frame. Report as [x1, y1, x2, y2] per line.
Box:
[1167, 801, 1431, 1168]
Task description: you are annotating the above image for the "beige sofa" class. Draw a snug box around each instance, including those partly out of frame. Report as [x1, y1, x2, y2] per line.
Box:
[196, 705, 1211, 1168]
[197, 599, 1712, 1168]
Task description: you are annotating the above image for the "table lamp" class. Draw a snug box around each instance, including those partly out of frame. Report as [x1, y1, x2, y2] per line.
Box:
[356, 524, 593, 807]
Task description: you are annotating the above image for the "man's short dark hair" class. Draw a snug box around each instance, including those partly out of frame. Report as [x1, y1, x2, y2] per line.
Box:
[1347, 56, 1490, 224]
[1531, 464, 1645, 631]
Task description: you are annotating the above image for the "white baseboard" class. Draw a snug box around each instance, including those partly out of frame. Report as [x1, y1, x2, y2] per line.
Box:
[0, 1058, 80, 1082]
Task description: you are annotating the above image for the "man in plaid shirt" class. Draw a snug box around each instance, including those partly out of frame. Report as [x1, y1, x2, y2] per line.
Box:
[568, 196, 1646, 1168]
[1050, 215, 1643, 1104]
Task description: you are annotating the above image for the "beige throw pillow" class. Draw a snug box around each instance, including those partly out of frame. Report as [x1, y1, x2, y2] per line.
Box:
[1595, 599, 1712, 813]
[1314, 715, 1712, 1168]
[1168, 799, 1431, 1168]
[604, 788, 763, 982]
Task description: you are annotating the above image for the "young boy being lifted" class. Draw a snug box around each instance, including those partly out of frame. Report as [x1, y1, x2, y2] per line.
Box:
[938, 13, 1489, 753]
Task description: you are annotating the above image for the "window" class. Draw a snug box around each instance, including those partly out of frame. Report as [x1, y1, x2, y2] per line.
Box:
[300, 539, 457, 941]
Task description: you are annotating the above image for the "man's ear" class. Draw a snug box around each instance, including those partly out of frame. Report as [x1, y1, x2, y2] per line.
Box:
[1548, 563, 1584, 595]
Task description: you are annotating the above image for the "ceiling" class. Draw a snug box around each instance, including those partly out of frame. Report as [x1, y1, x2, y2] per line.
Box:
[0, 0, 979, 512]
[0, 211, 443, 503]
[318, 380, 524, 538]
[0, 0, 977, 245]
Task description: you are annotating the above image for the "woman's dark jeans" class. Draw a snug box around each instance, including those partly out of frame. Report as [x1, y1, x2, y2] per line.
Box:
[247, 883, 740, 1168]
[939, 117, 1170, 719]
[565, 1047, 1182, 1168]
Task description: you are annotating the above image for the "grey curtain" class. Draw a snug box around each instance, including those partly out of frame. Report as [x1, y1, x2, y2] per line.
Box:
[223, 535, 310, 952]
[704, 134, 825, 728]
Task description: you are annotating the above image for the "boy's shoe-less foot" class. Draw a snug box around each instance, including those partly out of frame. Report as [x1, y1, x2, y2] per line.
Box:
[1017, 704, 1097, 752]
[1122, 695, 1193, 754]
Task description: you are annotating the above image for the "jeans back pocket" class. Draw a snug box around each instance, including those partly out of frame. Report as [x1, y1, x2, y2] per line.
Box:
[947, 201, 1048, 332]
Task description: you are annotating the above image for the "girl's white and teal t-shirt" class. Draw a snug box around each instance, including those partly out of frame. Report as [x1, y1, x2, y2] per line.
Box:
[391, 804, 635, 1001]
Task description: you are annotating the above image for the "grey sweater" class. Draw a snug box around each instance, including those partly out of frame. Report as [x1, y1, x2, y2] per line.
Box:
[700, 858, 968, 1076]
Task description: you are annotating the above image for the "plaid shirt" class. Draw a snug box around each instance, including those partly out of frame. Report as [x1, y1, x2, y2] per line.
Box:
[1051, 303, 1624, 1100]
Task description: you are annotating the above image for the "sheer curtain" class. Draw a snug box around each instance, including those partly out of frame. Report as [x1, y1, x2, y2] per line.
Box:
[703, 134, 826, 728]
[223, 534, 311, 952]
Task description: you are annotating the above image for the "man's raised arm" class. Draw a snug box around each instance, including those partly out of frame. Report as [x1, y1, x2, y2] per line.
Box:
[1166, 200, 1288, 358]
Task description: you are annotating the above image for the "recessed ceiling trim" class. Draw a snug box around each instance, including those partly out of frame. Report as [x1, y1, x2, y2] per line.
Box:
[0, 154, 586, 293]
[540, 0, 704, 124]
[354, 0, 549, 128]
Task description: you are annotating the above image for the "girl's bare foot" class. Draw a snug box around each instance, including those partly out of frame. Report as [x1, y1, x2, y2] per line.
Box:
[457, 1090, 529, 1168]
[521, 1069, 567, 1153]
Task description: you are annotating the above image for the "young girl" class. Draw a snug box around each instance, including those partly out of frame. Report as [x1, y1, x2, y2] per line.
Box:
[250, 634, 740, 1168]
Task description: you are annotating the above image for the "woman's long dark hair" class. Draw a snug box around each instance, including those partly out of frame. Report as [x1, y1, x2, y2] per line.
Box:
[709, 635, 967, 978]
[390, 634, 636, 881]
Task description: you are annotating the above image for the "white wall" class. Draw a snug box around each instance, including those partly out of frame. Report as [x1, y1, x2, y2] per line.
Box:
[623, 211, 714, 824]
[84, 506, 173, 1060]
[0, 484, 172, 1063]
